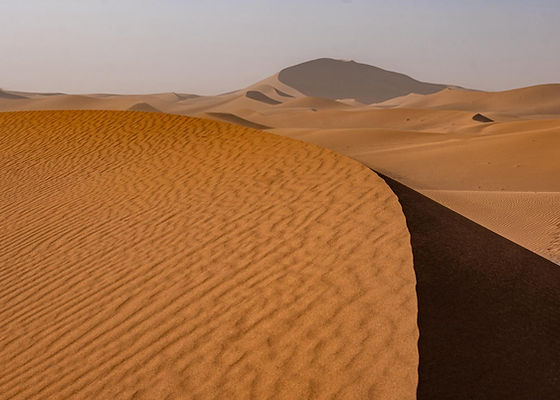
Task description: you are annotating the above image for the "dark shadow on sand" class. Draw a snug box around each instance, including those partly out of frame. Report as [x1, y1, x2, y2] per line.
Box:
[380, 174, 560, 400]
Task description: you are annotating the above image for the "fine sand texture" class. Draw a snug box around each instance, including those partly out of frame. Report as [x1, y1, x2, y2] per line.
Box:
[0, 110, 418, 399]
[383, 176, 560, 400]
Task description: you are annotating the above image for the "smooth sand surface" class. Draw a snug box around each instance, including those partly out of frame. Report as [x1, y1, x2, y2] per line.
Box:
[0, 110, 418, 399]
[383, 176, 560, 400]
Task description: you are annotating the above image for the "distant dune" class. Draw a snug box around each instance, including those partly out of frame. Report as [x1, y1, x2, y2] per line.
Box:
[278, 58, 450, 104]
[0, 89, 27, 100]
[127, 102, 161, 113]
[277, 96, 350, 110]
[0, 110, 418, 399]
[204, 111, 272, 130]
[245, 90, 282, 105]
[376, 84, 560, 116]
[274, 88, 294, 98]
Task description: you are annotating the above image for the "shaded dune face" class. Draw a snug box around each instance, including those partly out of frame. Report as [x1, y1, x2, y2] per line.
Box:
[382, 176, 560, 400]
[204, 112, 272, 130]
[0, 111, 417, 399]
[245, 90, 282, 105]
[127, 102, 161, 113]
[0, 90, 27, 100]
[278, 58, 448, 104]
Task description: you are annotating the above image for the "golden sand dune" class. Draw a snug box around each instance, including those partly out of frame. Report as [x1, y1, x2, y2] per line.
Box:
[377, 84, 560, 116]
[0, 110, 418, 399]
[1, 58, 557, 266]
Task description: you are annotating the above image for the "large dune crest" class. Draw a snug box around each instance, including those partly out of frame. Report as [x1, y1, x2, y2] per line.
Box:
[0, 110, 418, 399]
[278, 58, 450, 104]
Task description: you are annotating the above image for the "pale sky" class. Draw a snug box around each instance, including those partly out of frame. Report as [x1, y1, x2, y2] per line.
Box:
[1, 0, 559, 95]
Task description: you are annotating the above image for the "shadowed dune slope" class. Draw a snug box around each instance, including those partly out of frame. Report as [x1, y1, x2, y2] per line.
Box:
[421, 190, 560, 265]
[0, 90, 27, 100]
[203, 111, 272, 130]
[382, 175, 560, 400]
[274, 88, 295, 98]
[278, 58, 449, 104]
[277, 96, 351, 110]
[0, 110, 417, 400]
[127, 102, 161, 113]
[245, 90, 282, 105]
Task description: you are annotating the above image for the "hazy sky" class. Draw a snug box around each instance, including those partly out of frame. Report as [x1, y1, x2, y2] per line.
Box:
[1, 0, 559, 94]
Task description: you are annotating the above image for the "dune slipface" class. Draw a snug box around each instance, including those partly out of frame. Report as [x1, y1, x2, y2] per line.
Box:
[0, 111, 417, 399]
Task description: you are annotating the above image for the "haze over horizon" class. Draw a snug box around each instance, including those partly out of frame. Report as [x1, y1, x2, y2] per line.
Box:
[1, 0, 559, 95]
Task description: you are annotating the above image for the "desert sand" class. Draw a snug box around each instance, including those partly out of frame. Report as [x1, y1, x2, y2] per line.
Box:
[1, 59, 558, 265]
[0, 110, 418, 399]
[384, 176, 560, 399]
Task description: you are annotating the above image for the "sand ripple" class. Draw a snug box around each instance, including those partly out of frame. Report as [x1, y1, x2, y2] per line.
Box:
[0, 111, 417, 399]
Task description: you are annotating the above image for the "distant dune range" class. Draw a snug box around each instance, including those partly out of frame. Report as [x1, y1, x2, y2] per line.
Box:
[1, 58, 559, 263]
[0, 110, 418, 399]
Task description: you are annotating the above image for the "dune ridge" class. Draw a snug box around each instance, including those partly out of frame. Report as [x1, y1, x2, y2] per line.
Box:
[0, 110, 418, 399]
[278, 58, 450, 104]
[376, 84, 560, 116]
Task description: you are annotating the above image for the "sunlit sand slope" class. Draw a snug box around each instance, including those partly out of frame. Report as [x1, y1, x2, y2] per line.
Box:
[375, 84, 560, 116]
[0, 110, 417, 399]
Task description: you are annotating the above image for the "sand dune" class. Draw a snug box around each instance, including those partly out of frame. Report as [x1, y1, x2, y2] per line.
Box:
[274, 88, 294, 98]
[203, 112, 272, 130]
[278, 58, 450, 104]
[0, 110, 418, 399]
[128, 102, 161, 113]
[245, 90, 282, 105]
[0, 89, 27, 100]
[376, 84, 560, 116]
[277, 96, 351, 110]
[1, 58, 558, 267]
[358, 120, 560, 192]
[273, 117, 560, 265]
[251, 108, 485, 132]
[384, 176, 560, 399]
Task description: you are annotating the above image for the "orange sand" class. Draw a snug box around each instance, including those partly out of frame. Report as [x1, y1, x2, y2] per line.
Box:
[0, 110, 418, 399]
